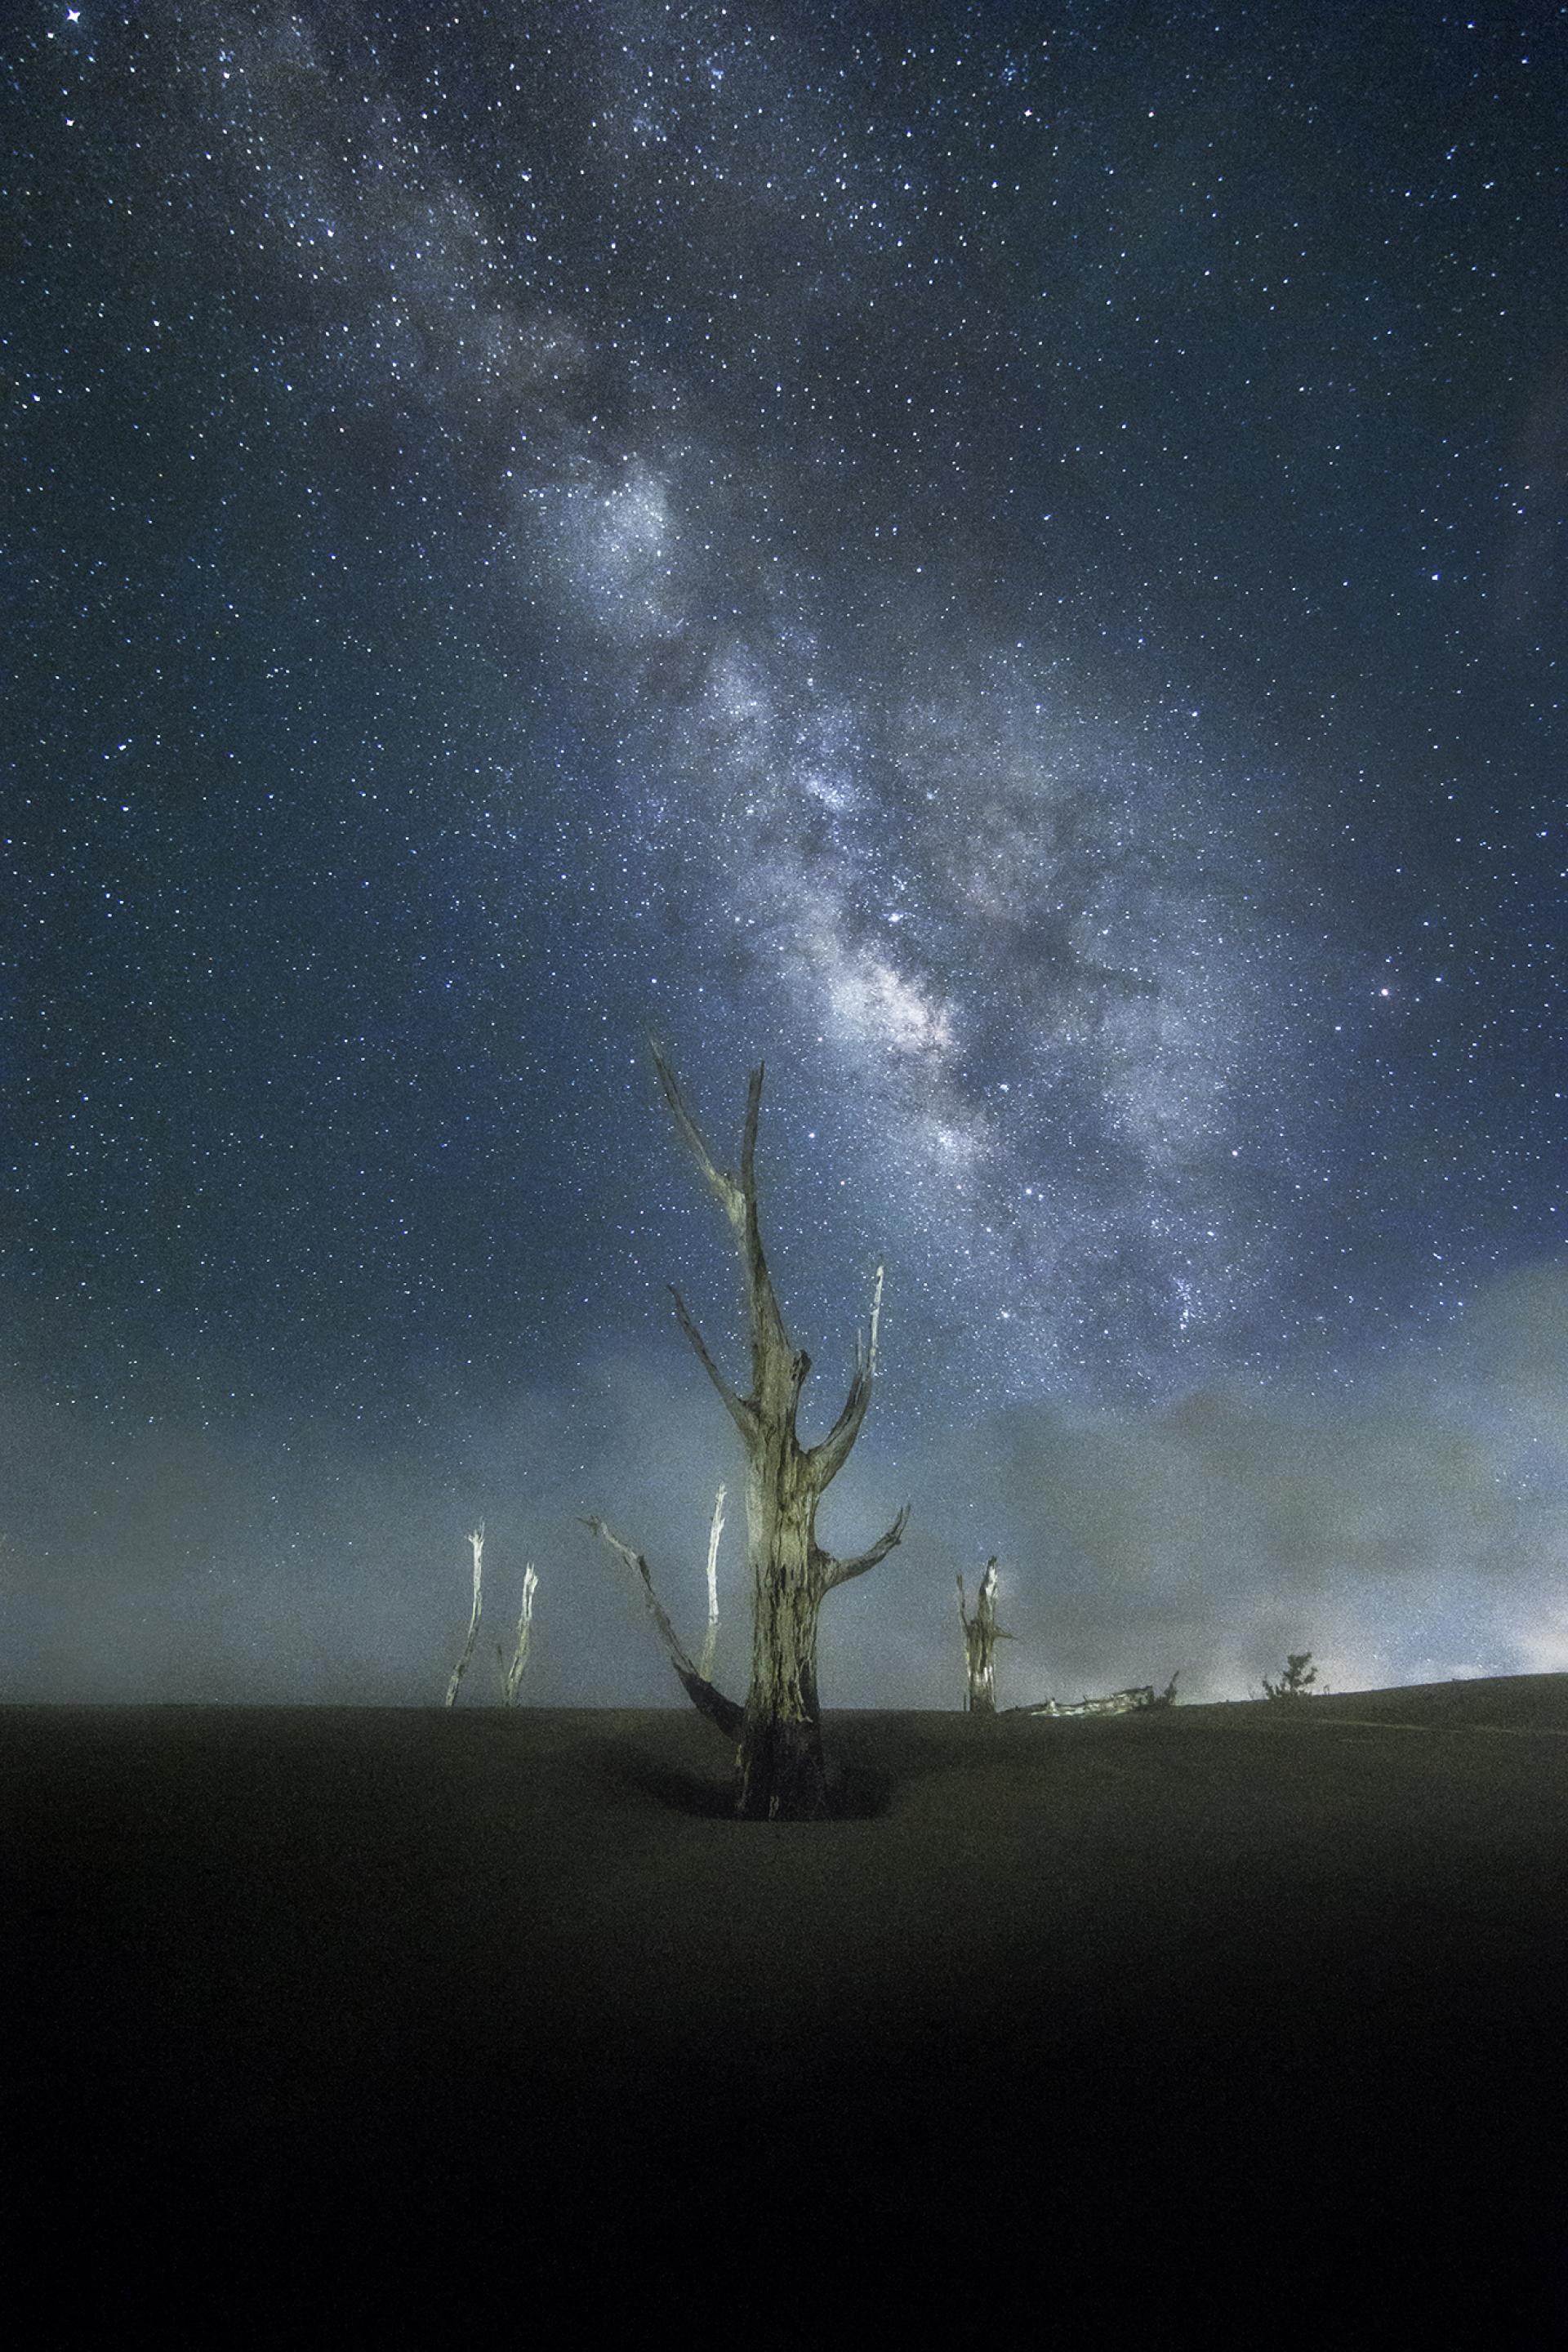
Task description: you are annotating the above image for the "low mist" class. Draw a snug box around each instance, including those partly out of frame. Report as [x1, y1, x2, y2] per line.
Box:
[4, 1266, 1565, 1711]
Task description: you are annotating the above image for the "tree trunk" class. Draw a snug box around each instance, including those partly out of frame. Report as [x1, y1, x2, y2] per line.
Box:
[737, 1697, 829, 1822]
[957, 1557, 1011, 1716]
[736, 1447, 828, 1818]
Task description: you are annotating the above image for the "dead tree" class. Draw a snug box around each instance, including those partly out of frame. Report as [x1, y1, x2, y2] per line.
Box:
[586, 1045, 909, 1820]
[497, 1563, 538, 1704]
[1004, 1675, 1179, 1718]
[445, 1523, 484, 1708]
[698, 1486, 725, 1683]
[956, 1556, 1014, 1715]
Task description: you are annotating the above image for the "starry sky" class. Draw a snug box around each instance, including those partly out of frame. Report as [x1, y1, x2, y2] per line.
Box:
[5, 0, 1567, 1709]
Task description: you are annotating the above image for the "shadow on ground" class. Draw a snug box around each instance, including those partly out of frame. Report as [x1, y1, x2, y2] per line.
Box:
[598, 1714, 896, 1818]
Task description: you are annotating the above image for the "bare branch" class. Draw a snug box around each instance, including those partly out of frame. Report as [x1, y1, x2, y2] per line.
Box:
[808, 1352, 869, 1494]
[821, 1503, 911, 1592]
[654, 1043, 795, 1410]
[730, 1062, 797, 1384]
[650, 1036, 744, 1231]
[582, 1516, 745, 1740]
[807, 1263, 886, 1494]
[740, 1062, 763, 1206]
[669, 1287, 756, 1437]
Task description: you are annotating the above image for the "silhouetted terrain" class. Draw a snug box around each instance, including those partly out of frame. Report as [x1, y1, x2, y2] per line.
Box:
[11, 1681, 1568, 2337]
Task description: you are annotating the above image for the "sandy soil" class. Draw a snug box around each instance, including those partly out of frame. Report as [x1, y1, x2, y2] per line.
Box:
[9, 1681, 1568, 2339]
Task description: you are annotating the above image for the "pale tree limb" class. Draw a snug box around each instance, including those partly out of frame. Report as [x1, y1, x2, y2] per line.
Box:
[699, 1486, 726, 1682]
[821, 1503, 911, 1592]
[653, 1040, 796, 1398]
[808, 1263, 885, 1494]
[582, 1516, 745, 1740]
[445, 1522, 484, 1708]
[650, 1036, 744, 1232]
[734, 1061, 797, 1381]
[669, 1287, 756, 1437]
[1005, 1686, 1156, 1719]
[957, 1556, 1016, 1714]
[497, 1562, 538, 1705]
[956, 1558, 1017, 1642]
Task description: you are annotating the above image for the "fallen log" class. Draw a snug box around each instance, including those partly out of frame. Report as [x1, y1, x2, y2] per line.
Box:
[1004, 1682, 1168, 1719]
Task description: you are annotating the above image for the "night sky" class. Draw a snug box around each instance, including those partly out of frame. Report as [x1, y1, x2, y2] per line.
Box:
[6, 1, 1566, 1709]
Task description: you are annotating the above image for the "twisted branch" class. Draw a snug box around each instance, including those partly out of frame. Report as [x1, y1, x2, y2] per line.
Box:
[822, 1503, 911, 1592]
[669, 1287, 757, 1437]
[582, 1516, 744, 1740]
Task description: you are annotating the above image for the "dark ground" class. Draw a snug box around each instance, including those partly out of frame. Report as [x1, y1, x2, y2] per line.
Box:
[8, 1680, 1568, 2341]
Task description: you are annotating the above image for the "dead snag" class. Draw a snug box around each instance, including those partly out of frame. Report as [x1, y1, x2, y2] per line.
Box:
[497, 1564, 538, 1704]
[589, 1044, 910, 1820]
[445, 1523, 485, 1708]
[956, 1556, 1015, 1714]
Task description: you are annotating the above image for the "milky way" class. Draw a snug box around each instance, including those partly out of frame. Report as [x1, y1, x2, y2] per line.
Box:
[6, 2, 1566, 1702]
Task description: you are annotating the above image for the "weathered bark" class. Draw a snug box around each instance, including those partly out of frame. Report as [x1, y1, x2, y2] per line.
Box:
[445, 1523, 484, 1708]
[497, 1562, 538, 1704]
[698, 1486, 725, 1683]
[594, 1044, 910, 1820]
[956, 1557, 1013, 1715]
[1004, 1684, 1158, 1719]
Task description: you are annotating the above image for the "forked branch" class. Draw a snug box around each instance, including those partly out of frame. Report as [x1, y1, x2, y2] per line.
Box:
[651, 1036, 744, 1232]
[735, 1061, 795, 1377]
[670, 1285, 757, 1437]
[822, 1502, 911, 1592]
[808, 1263, 885, 1494]
[582, 1515, 745, 1740]
[653, 1039, 794, 1397]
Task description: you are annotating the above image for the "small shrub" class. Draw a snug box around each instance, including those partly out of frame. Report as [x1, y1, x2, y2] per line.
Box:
[1262, 1650, 1319, 1701]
